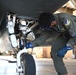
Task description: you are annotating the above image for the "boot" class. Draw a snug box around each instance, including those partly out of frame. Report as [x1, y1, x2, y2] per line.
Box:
[58, 73, 68, 75]
[64, 73, 68, 75]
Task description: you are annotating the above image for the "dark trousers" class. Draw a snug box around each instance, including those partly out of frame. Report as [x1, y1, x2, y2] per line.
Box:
[51, 35, 69, 75]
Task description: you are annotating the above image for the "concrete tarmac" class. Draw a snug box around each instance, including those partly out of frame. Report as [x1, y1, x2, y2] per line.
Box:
[0, 56, 76, 75]
[35, 58, 76, 75]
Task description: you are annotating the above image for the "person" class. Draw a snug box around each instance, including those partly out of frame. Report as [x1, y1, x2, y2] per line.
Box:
[26, 12, 76, 75]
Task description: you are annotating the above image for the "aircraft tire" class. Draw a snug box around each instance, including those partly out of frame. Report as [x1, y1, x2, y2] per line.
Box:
[21, 53, 36, 75]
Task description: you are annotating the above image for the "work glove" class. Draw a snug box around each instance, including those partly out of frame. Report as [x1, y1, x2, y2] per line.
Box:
[25, 42, 33, 49]
[57, 45, 72, 58]
[25, 42, 33, 54]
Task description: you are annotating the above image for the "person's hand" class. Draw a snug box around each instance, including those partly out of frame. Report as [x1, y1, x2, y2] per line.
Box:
[57, 45, 72, 58]
[27, 48, 33, 54]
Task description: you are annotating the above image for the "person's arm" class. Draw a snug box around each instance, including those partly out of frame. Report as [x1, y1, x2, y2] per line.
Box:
[31, 30, 51, 47]
[59, 14, 76, 45]
[58, 13, 71, 29]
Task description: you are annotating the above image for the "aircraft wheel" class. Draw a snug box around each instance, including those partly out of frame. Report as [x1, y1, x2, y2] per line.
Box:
[21, 53, 36, 75]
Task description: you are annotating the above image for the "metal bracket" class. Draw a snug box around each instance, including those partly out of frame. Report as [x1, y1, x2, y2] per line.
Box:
[16, 48, 28, 73]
